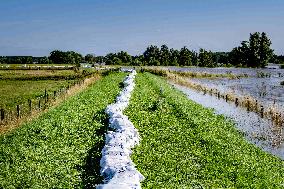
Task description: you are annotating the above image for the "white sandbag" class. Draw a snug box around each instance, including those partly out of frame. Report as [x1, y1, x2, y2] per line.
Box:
[98, 70, 144, 189]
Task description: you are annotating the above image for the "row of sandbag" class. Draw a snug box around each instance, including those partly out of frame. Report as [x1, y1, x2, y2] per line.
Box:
[97, 70, 144, 189]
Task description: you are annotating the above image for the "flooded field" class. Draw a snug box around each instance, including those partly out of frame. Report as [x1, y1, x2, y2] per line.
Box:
[174, 84, 284, 159]
[162, 65, 284, 159]
[166, 65, 284, 112]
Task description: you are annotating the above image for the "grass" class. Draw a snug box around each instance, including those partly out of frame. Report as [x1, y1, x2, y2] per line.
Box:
[152, 71, 284, 140]
[125, 73, 284, 188]
[0, 80, 74, 109]
[0, 72, 127, 188]
[0, 69, 97, 109]
[0, 69, 95, 80]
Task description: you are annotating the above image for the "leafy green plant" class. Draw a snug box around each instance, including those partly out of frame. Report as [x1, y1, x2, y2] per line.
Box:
[125, 73, 284, 188]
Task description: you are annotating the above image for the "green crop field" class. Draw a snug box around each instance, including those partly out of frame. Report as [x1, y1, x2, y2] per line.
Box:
[0, 69, 96, 110]
[0, 72, 126, 188]
[0, 80, 74, 109]
[125, 73, 284, 188]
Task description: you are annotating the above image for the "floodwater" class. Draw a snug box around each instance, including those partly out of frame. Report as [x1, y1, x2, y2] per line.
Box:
[174, 84, 284, 160]
[166, 65, 284, 112]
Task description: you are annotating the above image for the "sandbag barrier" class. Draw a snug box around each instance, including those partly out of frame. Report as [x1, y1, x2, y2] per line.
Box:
[97, 70, 144, 189]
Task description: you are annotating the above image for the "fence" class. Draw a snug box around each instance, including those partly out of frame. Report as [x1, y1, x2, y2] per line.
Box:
[0, 79, 85, 126]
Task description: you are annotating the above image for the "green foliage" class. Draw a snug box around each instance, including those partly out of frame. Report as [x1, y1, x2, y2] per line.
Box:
[85, 54, 96, 63]
[198, 48, 215, 67]
[229, 32, 274, 68]
[49, 50, 83, 65]
[125, 73, 284, 188]
[178, 46, 193, 66]
[104, 51, 132, 65]
[0, 73, 126, 188]
[0, 56, 33, 64]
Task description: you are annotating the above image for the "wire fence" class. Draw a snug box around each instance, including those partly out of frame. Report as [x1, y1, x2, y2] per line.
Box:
[0, 79, 84, 126]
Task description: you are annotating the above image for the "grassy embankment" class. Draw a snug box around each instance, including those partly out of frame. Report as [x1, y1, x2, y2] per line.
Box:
[125, 73, 284, 188]
[0, 72, 127, 188]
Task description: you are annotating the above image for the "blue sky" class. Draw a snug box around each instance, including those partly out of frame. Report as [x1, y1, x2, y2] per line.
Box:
[0, 0, 283, 56]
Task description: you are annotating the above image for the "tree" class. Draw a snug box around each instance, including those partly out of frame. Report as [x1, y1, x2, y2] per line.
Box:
[248, 32, 261, 67]
[38, 56, 50, 64]
[85, 54, 96, 63]
[143, 45, 160, 66]
[117, 51, 132, 65]
[198, 49, 215, 67]
[259, 32, 274, 67]
[228, 32, 274, 68]
[179, 46, 192, 66]
[49, 50, 65, 64]
[169, 48, 179, 66]
[49, 50, 82, 65]
[160, 44, 170, 66]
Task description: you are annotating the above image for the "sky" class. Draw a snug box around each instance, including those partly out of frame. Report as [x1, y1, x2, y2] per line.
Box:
[0, 0, 283, 56]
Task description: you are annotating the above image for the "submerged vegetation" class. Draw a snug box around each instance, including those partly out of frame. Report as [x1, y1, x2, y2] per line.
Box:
[125, 73, 284, 188]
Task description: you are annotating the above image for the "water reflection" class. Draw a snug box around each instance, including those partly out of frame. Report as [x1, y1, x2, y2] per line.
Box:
[174, 84, 284, 159]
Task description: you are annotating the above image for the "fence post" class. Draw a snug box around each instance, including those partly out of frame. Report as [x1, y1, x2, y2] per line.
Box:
[17, 105, 20, 118]
[225, 95, 228, 102]
[38, 99, 41, 110]
[28, 99, 32, 114]
[45, 89, 47, 104]
[235, 98, 239, 107]
[247, 100, 250, 111]
[0, 109, 4, 121]
[54, 91, 57, 98]
[255, 100, 258, 111]
[260, 106, 264, 118]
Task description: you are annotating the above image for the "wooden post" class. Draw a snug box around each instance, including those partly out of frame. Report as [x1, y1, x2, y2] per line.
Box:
[255, 100, 258, 111]
[38, 99, 41, 110]
[46, 93, 49, 102]
[28, 99, 32, 114]
[45, 89, 47, 104]
[54, 91, 57, 98]
[235, 98, 239, 107]
[0, 109, 4, 121]
[247, 100, 250, 111]
[225, 95, 228, 102]
[260, 106, 264, 118]
[17, 105, 20, 118]
[217, 92, 220, 99]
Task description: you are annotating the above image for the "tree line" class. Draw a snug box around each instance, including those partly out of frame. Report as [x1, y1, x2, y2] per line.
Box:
[0, 32, 282, 67]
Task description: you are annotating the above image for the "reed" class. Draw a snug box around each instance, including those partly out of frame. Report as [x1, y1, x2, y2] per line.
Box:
[142, 67, 249, 79]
